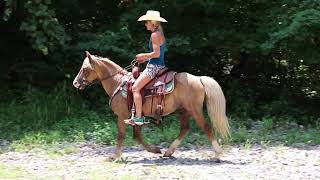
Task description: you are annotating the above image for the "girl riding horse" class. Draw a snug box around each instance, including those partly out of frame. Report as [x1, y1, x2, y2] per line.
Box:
[131, 10, 168, 125]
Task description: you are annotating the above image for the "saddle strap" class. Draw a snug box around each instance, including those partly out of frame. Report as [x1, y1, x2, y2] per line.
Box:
[151, 92, 154, 115]
[161, 72, 169, 108]
[149, 72, 169, 118]
[126, 81, 134, 111]
[108, 81, 126, 107]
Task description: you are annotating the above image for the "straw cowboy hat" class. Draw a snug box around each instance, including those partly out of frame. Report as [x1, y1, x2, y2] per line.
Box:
[138, 10, 167, 22]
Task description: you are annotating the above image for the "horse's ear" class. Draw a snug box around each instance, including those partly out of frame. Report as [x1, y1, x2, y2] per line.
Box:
[85, 51, 95, 64]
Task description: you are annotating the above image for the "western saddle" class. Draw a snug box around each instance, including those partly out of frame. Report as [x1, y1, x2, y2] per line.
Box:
[125, 66, 176, 124]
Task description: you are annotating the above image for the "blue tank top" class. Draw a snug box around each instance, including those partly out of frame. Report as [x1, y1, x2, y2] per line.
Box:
[148, 31, 166, 66]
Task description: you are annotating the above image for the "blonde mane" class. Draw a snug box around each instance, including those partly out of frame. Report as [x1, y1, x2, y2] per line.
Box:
[93, 55, 127, 75]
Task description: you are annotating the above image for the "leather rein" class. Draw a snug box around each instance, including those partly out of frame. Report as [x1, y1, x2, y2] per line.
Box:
[86, 58, 137, 87]
[83, 58, 138, 107]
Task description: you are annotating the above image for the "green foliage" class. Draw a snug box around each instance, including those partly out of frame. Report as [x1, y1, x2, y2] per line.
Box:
[1, 84, 320, 154]
[229, 115, 320, 146]
[231, 125, 252, 144]
[20, 0, 70, 55]
[85, 121, 120, 144]
[225, 80, 256, 120]
[2, 0, 69, 55]
[263, 8, 320, 62]
[76, 29, 135, 60]
[2, 0, 14, 21]
[0, 82, 85, 140]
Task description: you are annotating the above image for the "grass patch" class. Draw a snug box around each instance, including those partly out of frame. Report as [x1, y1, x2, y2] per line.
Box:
[3, 111, 320, 155]
[229, 116, 320, 146]
[3, 112, 320, 154]
[0, 83, 87, 140]
[1, 84, 320, 155]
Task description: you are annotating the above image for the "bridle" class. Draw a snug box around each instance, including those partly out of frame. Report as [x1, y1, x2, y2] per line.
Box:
[82, 58, 138, 87]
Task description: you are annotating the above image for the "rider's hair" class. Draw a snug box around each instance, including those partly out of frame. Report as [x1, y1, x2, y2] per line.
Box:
[150, 20, 163, 33]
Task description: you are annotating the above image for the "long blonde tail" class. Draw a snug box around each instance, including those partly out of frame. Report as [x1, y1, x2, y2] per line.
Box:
[200, 76, 230, 139]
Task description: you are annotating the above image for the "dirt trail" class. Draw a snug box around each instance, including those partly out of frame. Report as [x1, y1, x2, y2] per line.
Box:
[1, 143, 319, 179]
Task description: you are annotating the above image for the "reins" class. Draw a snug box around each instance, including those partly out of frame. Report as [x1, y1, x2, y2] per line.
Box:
[87, 58, 138, 87]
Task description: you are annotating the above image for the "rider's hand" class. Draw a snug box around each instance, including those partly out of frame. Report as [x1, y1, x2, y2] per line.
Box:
[136, 53, 148, 63]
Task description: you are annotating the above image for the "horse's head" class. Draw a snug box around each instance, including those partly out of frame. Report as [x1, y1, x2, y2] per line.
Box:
[73, 51, 99, 90]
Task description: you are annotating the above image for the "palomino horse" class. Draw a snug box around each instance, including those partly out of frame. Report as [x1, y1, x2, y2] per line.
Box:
[73, 51, 230, 161]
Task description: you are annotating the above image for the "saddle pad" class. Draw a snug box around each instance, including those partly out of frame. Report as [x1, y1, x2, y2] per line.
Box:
[121, 80, 175, 98]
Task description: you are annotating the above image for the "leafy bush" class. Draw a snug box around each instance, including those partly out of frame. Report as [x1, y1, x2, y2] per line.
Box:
[0, 82, 86, 140]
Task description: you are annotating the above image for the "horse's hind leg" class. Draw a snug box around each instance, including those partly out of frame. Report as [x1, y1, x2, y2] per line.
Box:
[164, 111, 190, 157]
[133, 126, 162, 154]
[190, 109, 222, 158]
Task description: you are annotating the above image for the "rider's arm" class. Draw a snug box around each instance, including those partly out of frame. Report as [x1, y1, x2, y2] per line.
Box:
[136, 32, 161, 62]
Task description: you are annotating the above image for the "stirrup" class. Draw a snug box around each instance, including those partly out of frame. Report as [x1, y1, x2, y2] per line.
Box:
[133, 116, 150, 126]
[124, 117, 150, 126]
[124, 118, 136, 126]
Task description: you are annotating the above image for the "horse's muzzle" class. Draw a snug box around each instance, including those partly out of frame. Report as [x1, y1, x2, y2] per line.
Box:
[73, 79, 85, 90]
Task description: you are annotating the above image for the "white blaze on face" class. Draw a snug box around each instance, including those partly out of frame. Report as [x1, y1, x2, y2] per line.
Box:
[73, 69, 82, 88]
[73, 57, 91, 89]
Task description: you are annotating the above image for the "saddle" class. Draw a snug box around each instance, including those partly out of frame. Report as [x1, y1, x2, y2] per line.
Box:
[122, 66, 176, 124]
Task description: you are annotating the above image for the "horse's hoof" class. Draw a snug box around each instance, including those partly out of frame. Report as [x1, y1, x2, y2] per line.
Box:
[214, 151, 222, 159]
[147, 146, 162, 154]
[163, 151, 173, 157]
[212, 157, 221, 163]
[105, 155, 119, 162]
[163, 148, 176, 157]
[162, 154, 176, 160]
[155, 147, 162, 154]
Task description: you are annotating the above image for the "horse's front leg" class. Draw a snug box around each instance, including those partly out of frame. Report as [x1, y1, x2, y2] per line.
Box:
[107, 116, 126, 161]
[133, 126, 162, 154]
